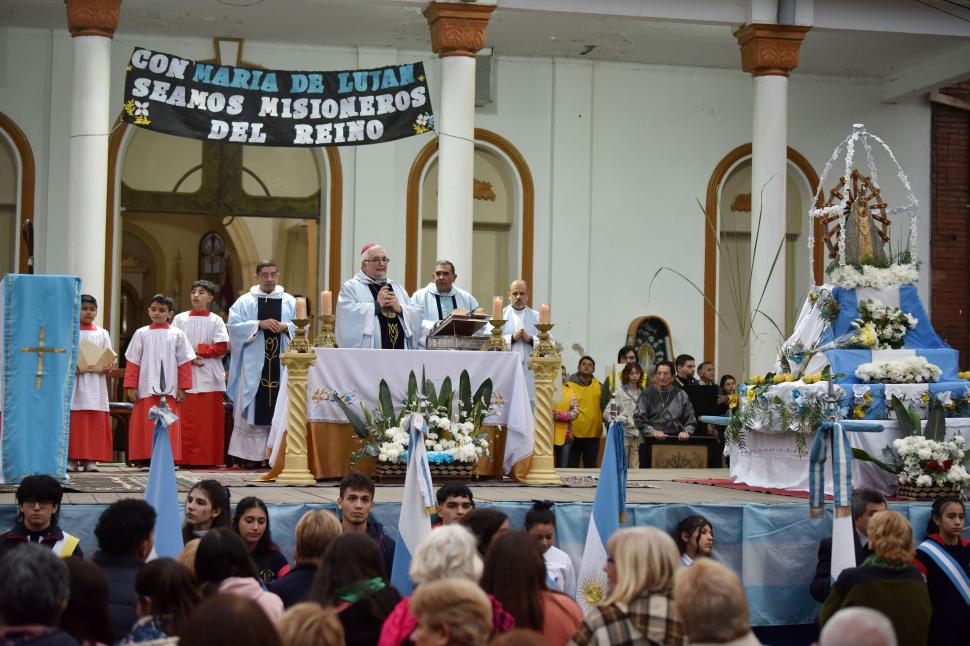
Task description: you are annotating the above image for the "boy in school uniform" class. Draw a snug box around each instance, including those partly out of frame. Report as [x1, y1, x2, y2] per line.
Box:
[124, 294, 195, 464]
[69, 295, 115, 472]
[172, 280, 229, 465]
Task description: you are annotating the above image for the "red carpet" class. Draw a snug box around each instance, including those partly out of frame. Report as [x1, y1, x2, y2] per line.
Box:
[673, 478, 827, 500]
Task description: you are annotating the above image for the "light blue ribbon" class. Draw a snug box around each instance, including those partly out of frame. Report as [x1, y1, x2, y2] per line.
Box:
[809, 421, 853, 515]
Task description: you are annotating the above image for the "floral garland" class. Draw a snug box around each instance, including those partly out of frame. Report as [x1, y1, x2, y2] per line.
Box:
[853, 299, 917, 349]
[892, 435, 970, 488]
[855, 357, 942, 384]
[828, 263, 919, 289]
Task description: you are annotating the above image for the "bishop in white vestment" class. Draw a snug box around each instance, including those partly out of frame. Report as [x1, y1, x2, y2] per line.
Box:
[336, 243, 422, 349]
[226, 262, 296, 463]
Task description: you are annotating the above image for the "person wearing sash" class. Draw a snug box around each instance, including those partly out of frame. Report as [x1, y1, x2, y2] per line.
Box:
[0, 475, 81, 558]
[227, 260, 296, 467]
[914, 496, 969, 646]
[410, 260, 480, 346]
[336, 243, 422, 349]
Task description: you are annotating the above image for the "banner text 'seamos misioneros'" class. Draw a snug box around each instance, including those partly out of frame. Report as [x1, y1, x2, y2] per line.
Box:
[122, 48, 435, 147]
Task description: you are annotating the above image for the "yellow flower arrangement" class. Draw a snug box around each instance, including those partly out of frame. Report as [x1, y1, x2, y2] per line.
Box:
[852, 405, 866, 419]
[802, 374, 822, 384]
[960, 371, 970, 381]
[728, 392, 739, 410]
[746, 388, 757, 401]
[772, 374, 788, 384]
[920, 392, 930, 404]
[855, 322, 879, 348]
[749, 375, 765, 386]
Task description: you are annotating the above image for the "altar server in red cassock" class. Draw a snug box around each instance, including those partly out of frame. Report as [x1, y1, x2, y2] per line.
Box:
[124, 293, 195, 462]
[68, 294, 114, 472]
[173, 280, 229, 465]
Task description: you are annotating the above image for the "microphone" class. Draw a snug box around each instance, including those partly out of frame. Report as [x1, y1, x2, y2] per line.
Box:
[377, 276, 396, 318]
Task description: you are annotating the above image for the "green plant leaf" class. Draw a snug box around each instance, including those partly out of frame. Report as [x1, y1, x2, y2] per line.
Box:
[425, 379, 439, 409]
[459, 370, 472, 413]
[379, 379, 396, 423]
[407, 371, 418, 407]
[333, 397, 369, 438]
[890, 395, 917, 435]
[473, 378, 493, 410]
[439, 376, 453, 414]
[925, 397, 946, 442]
[852, 447, 898, 474]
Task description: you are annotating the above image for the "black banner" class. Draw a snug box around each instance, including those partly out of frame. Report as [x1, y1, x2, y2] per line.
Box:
[121, 48, 435, 147]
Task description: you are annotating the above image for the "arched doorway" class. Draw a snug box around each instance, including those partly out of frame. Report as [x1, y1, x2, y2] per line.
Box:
[0, 112, 35, 276]
[405, 128, 534, 302]
[703, 145, 823, 379]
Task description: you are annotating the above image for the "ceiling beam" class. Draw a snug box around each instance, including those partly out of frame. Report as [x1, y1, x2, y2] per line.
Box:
[882, 43, 970, 103]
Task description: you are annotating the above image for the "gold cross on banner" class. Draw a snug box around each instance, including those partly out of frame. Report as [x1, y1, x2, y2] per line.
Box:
[19, 326, 66, 390]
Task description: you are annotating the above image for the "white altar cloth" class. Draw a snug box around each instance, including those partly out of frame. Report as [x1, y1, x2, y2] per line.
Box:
[269, 348, 534, 474]
[730, 419, 970, 495]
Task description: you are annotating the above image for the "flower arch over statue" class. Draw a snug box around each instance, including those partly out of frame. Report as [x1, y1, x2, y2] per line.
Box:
[807, 123, 920, 289]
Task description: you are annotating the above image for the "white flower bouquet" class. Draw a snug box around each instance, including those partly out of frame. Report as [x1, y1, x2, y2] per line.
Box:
[853, 298, 918, 349]
[892, 434, 970, 489]
[855, 356, 942, 384]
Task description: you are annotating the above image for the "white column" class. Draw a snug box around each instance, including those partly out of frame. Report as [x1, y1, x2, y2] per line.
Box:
[749, 75, 788, 371]
[66, 34, 112, 323]
[435, 55, 477, 290]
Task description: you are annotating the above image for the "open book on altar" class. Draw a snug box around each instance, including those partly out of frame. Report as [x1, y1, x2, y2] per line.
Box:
[77, 339, 117, 372]
[430, 309, 489, 337]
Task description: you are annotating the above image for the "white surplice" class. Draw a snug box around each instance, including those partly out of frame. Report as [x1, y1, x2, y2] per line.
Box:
[124, 326, 196, 397]
[71, 326, 112, 412]
[172, 311, 229, 393]
[410, 283, 481, 347]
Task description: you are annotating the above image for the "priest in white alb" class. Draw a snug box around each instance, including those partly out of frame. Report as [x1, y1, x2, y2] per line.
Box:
[336, 243, 422, 349]
[226, 260, 296, 466]
[411, 260, 480, 346]
[492, 279, 543, 401]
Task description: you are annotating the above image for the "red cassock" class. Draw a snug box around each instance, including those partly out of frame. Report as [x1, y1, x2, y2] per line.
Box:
[68, 411, 113, 461]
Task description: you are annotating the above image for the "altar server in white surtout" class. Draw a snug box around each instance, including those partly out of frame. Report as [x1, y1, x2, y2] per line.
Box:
[411, 260, 480, 346]
[336, 243, 422, 349]
[227, 260, 295, 466]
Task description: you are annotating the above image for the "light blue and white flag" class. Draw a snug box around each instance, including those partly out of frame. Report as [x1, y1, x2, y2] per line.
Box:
[145, 402, 184, 559]
[576, 419, 627, 613]
[389, 411, 435, 595]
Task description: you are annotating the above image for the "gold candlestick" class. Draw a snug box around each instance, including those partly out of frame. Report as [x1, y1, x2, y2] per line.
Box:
[265, 317, 316, 485]
[313, 314, 336, 348]
[484, 319, 508, 351]
[523, 327, 561, 485]
[531, 323, 556, 358]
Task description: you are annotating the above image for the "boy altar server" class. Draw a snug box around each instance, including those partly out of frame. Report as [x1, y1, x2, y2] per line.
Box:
[68, 295, 114, 472]
[124, 294, 195, 463]
[173, 280, 229, 465]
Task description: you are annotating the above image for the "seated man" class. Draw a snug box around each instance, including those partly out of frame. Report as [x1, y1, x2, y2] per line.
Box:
[0, 475, 81, 558]
[411, 260, 480, 345]
[0, 543, 75, 644]
[336, 243, 422, 349]
[634, 360, 695, 441]
[809, 488, 887, 603]
[435, 483, 475, 525]
[91, 498, 157, 638]
[337, 472, 395, 576]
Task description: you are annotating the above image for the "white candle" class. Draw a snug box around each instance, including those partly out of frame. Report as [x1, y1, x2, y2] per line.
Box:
[295, 297, 307, 320]
[492, 296, 503, 320]
[539, 303, 550, 324]
[321, 290, 332, 315]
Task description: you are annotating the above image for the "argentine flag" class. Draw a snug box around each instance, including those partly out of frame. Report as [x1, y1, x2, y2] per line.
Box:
[145, 400, 184, 558]
[576, 419, 627, 613]
[389, 411, 435, 595]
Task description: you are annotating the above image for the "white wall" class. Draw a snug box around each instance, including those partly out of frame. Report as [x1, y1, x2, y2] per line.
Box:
[0, 25, 931, 378]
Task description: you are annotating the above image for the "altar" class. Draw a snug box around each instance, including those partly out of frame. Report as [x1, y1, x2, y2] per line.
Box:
[269, 347, 535, 479]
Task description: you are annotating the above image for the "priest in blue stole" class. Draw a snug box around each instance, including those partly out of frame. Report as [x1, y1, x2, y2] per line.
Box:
[336, 243, 422, 349]
[411, 260, 480, 347]
[226, 260, 295, 464]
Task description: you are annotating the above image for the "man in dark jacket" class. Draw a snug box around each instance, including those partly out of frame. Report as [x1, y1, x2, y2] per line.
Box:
[337, 471, 395, 576]
[0, 543, 78, 645]
[0, 475, 82, 558]
[90, 499, 156, 639]
[809, 488, 887, 603]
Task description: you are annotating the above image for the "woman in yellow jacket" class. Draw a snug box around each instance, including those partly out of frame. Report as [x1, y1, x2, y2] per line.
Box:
[553, 367, 579, 468]
[567, 356, 603, 468]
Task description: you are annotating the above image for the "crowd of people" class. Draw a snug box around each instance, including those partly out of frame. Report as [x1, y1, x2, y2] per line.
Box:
[554, 347, 737, 470]
[0, 474, 963, 646]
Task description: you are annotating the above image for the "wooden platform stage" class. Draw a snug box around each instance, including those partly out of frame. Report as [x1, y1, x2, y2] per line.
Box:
[0, 464, 797, 507]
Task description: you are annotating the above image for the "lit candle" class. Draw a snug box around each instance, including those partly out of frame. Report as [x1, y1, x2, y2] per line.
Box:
[539, 303, 550, 324]
[321, 290, 332, 315]
[492, 296, 503, 320]
[295, 297, 307, 320]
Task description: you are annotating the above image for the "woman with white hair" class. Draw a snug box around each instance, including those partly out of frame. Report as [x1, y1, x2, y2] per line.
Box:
[569, 527, 686, 646]
[378, 525, 515, 646]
